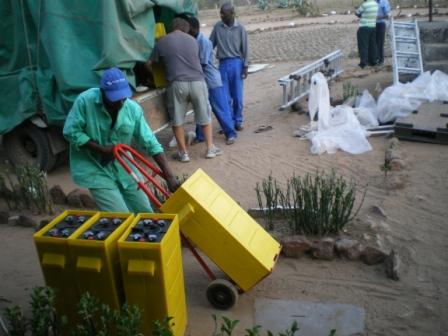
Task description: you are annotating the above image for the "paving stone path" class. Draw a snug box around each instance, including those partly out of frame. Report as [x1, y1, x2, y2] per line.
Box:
[249, 23, 358, 62]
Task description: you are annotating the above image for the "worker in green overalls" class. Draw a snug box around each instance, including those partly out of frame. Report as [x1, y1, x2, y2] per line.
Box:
[63, 67, 178, 212]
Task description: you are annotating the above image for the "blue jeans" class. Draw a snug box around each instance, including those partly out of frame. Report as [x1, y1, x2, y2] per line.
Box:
[196, 86, 237, 141]
[219, 57, 244, 126]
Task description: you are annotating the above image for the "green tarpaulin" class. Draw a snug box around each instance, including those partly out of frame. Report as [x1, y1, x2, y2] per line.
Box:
[0, 0, 196, 134]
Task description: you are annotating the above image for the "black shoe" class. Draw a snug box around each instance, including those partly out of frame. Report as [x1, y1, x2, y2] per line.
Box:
[358, 63, 366, 69]
[235, 124, 244, 131]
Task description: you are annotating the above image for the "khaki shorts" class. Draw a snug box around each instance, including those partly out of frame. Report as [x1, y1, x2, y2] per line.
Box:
[166, 80, 211, 127]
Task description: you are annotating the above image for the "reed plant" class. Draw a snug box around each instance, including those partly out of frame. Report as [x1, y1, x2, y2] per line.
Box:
[342, 81, 360, 101]
[256, 171, 365, 235]
[255, 173, 281, 230]
[0, 164, 53, 214]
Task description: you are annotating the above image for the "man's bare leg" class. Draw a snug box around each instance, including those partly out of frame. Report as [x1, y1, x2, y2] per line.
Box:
[172, 126, 187, 154]
[201, 123, 213, 150]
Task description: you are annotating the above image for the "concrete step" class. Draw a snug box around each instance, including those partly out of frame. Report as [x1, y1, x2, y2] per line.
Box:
[418, 21, 448, 43]
[424, 60, 448, 74]
[422, 43, 448, 62]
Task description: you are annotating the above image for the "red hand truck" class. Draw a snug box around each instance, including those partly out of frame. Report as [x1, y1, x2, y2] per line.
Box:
[113, 144, 240, 308]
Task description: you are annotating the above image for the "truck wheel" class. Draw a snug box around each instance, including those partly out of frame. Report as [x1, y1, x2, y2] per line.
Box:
[3, 124, 56, 171]
[206, 279, 239, 310]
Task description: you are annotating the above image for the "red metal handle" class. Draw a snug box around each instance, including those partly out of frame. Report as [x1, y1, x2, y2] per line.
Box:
[113, 144, 170, 208]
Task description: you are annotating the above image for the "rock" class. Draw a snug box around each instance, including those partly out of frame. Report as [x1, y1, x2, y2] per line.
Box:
[334, 238, 360, 259]
[384, 249, 400, 281]
[390, 159, 406, 171]
[79, 193, 96, 209]
[361, 246, 387, 265]
[369, 205, 387, 219]
[387, 175, 407, 190]
[67, 189, 84, 208]
[281, 235, 311, 258]
[311, 237, 335, 260]
[388, 137, 400, 150]
[67, 189, 96, 208]
[347, 243, 364, 261]
[0, 211, 9, 224]
[385, 148, 402, 161]
[9, 215, 37, 228]
[49, 185, 66, 205]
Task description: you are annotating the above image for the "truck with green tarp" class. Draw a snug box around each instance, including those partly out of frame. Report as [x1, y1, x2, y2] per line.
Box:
[0, 0, 196, 171]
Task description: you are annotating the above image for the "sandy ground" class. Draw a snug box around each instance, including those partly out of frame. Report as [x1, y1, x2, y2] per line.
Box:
[1, 7, 448, 336]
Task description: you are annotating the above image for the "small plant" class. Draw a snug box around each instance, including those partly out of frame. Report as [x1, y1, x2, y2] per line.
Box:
[342, 81, 360, 102]
[152, 316, 174, 336]
[74, 292, 142, 336]
[257, 0, 270, 11]
[212, 315, 239, 336]
[30, 287, 66, 336]
[380, 151, 392, 179]
[4, 306, 28, 336]
[0, 163, 53, 214]
[270, 320, 299, 336]
[245, 325, 262, 336]
[291, 0, 320, 16]
[255, 173, 281, 230]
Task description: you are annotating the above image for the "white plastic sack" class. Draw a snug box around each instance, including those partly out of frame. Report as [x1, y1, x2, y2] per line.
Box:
[432, 70, 448, 101]
[307, 105, 372, 155]
[377, 70, 448, 123]
[308, 72, 331, 130]
[354, 90, 379, 127]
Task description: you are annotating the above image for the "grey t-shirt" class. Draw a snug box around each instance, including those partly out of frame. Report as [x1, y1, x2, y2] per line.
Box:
[151, 31, 204, 83]
[209, 20, 249, 67]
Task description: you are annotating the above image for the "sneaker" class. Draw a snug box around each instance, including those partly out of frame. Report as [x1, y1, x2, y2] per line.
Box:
[168, 136, 177, 148]
[235, 124, 244, 131]
[226, 137, 236, 145]
[205, 146, 222, 159]
[172, 151, 190, 162]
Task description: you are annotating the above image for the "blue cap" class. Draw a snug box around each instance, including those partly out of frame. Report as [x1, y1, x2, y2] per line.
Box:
[100, 67, 132, 102]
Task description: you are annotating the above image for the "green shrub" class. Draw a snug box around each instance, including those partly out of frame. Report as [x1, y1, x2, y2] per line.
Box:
[256, 171, 365, 235]
[0, 164, 53, 214]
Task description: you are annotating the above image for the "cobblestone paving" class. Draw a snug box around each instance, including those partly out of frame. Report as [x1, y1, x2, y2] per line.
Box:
[249, 23, 358, 62]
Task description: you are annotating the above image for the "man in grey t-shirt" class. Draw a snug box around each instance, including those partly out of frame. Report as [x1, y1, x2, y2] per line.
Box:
[150, 18, 221, 162]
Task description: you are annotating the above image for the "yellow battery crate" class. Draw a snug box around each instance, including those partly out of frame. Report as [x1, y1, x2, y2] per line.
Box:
[151, 22, 167, 88]
[67, 212, 134, 309]
[33, 210, 99, 323]
[161, 169, 281, 298]
[118, 213, 187, 336]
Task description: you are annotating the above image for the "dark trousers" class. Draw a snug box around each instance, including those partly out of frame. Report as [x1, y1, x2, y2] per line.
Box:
[376, 22, 386, 64]
[357, 26, 378, 67]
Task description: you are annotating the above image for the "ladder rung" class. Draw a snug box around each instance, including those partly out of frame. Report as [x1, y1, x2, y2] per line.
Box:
[394, 22, 415, 27]
[396, 51, 420, 56]
[398, 67, 421, 72]
[396, 36, 417, 41]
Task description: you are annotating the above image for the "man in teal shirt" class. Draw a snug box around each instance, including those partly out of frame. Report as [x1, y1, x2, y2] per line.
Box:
[355, 0, 379, 68]
[63, 68, 178, 212]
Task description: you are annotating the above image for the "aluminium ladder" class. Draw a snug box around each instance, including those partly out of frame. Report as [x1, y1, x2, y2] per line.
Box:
[390, 17, 424, 84]
[277, 50, 343, 111]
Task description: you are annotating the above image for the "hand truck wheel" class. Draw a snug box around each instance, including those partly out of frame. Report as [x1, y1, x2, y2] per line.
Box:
[206, 279, 238, 310]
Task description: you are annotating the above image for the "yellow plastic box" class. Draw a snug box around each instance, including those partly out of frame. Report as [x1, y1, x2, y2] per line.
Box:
[118, 213, 187, 336]
[33, 210, 99, 323]
[161, 169, 281, 292]
[67, 212, 134, 309]
[152, 22, 167, 88]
